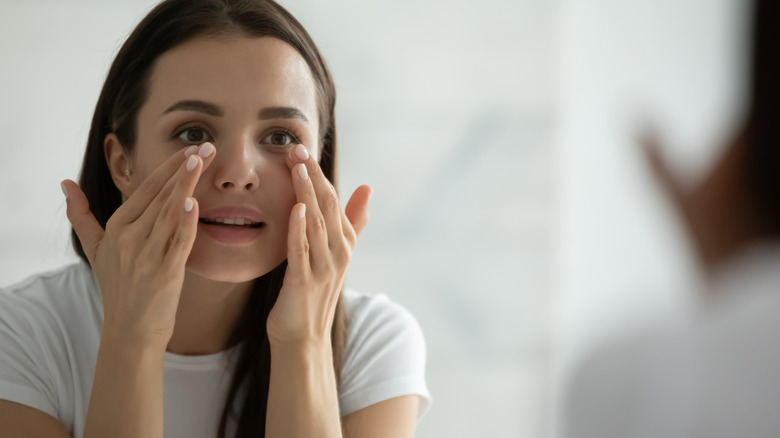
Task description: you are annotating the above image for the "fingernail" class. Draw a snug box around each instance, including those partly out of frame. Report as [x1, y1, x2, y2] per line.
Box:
[184, 145, 199, 157]
[198, 142, 215, 158]
[186, 155, 198, 171]
[297, 163, 308, 180]
[295, 144, 309, 161]
[184, 197, 194, 212]
[298, 203, 306, 218]
[60, 181, 68, 198]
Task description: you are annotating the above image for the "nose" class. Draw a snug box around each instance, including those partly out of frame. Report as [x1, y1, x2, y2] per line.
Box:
[208, 136, 261, 192]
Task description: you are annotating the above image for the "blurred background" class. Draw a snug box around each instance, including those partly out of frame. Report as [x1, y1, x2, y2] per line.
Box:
[0, 0, 748, 436]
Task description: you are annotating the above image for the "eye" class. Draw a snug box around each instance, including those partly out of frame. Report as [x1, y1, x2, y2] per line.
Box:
[176, 127, 212, 143]
[261, 129, 298, 147]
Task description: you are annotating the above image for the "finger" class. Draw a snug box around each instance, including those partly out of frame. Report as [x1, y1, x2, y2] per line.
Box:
[62, 179, 104, 266]
[160, 196, 199, 272]
[132, 143, 216, 235]
[286, 203, 310, 278]
[344, 185, 372, 239]
[288, 144, 344, 250]
[291, 162, 331, 271]
[113, 142, 212, 225]
[145, 153, 204, 262]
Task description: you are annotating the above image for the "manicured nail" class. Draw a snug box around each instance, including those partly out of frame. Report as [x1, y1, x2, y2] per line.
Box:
[184, 197, 194, 212]
[297, 163, 308, 180]
[186, 155, 198, 171]
[298, 203, 306, 218]
[60, 181, 68, 198]
[295, 144, 309, 161]
[184, 145, 199, 157]
[198, 142, 215, 158]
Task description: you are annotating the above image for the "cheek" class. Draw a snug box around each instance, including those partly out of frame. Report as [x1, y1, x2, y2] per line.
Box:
[264, 167, 298, 222]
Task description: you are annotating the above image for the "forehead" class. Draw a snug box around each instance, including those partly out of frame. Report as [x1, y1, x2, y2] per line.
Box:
[144, 35, 318, 122]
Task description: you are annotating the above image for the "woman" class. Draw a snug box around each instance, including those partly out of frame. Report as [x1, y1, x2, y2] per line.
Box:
[561, 0, 780, 436]
[0, 1, 431, 437]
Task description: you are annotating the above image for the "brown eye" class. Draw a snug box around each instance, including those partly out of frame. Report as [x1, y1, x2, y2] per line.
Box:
[177, 128, 210, 143]
[262, 131, 294, 146]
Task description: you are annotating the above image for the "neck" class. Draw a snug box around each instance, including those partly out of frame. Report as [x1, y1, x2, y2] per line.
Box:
[166, 271, 253, 356]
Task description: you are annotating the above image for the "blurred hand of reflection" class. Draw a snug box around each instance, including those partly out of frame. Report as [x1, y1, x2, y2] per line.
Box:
[641, 125, 767, 276]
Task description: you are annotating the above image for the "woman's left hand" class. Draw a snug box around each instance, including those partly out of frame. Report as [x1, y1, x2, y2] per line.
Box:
[266, 144, 371, 346]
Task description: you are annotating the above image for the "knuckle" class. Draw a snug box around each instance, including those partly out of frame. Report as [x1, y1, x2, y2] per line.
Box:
[116, 230, 134, 248]
[158, 201, 174, 220]
[322, 190, 340, 214]
[168, 230, 191, 252]
[290, 240, 310, 259]
[310, 215, 327, 235]
[334, 243, 351, 264]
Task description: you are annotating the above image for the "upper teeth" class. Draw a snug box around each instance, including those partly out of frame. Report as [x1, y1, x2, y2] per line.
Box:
[208, 218, 259, 226]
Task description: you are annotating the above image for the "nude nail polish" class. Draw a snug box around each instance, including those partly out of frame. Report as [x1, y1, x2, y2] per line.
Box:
[297, 163, 308, 180]
[198, 142, 215, 158]
[184, 145, 198, 157]
[186, 155, 198, 171]
[295, 144, 309, 161]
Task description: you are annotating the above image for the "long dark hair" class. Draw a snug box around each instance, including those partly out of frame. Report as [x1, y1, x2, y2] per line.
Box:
[745, 0, 780, 233]
[70, 1, 345, 436]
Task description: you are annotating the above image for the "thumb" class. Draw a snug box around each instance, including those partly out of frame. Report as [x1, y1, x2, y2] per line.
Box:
[61, 179, 104, 265]
[345, 185, 372, 237]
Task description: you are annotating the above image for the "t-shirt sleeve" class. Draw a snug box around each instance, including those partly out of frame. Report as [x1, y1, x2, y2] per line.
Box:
[0, 286, 62, 420]
[338, 290, 432, 420]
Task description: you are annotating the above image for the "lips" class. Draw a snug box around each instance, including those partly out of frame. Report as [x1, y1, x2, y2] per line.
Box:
[198, 206, 266, 228]
[197, 206, 266, 245]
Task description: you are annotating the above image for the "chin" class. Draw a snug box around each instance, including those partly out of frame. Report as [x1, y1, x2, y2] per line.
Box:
[185, 245, 286, 283]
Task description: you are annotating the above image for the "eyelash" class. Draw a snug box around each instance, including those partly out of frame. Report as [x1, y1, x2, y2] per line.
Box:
[171, 124, 304, 147]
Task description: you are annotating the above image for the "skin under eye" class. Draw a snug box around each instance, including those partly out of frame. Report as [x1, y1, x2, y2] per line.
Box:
[261, 129, 301, 147]
[175, 126, 213, 144]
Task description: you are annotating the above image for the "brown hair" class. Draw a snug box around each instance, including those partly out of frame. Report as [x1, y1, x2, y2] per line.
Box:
[70, 1, 345, 436]
[745, 0, 780, 234]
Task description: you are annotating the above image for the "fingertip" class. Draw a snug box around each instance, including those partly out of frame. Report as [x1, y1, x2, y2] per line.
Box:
[294, 144, 310, 161]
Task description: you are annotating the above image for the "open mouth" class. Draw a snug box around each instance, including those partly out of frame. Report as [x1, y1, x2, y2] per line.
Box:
[198, 218, 265, 229]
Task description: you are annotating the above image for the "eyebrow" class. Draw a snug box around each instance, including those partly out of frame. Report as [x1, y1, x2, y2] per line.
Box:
[163, 100, 223, 117]
[258, 106, 308, 122]
[162, 99, 308, 122]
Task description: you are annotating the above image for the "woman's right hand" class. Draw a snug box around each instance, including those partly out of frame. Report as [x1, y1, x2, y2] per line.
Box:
[61, 143, 216, 350]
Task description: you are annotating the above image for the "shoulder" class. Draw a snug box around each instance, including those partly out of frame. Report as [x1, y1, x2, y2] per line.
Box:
[0, 262, 102, 336]
[561, 321, 700, 438]
[338, 289, 431, 419]
[0, 262, 99, 426]
[341, 289, 423, 339]
[1, 261, 98, 307]
[0, 262, 98, 326]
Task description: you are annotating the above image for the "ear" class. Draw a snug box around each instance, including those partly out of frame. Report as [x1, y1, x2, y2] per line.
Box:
[104, 133, 134, 199]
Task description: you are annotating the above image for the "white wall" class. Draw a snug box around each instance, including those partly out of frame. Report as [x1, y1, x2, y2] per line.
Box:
[0, 1, 554, 437]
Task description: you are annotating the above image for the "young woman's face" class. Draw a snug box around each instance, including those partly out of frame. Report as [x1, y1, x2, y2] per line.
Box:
[126, 35, 320, 283]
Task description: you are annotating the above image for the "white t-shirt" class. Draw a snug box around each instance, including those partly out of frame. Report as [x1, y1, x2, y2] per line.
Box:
[0, 262, 431, 438]
[561, 243, 780, 438]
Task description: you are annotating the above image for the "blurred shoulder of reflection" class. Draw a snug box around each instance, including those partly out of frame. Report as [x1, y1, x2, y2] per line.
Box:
[561, 241, 780, 438]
